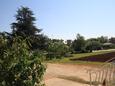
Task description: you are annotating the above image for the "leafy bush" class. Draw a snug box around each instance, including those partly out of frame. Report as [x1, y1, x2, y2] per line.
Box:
[85, 41, 102, 52]
[0, 36, 45, 86]
[46, 41, 69, 60]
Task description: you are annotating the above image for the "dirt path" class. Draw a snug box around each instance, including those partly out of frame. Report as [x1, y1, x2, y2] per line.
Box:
[44, 63, 98, 86]
[45, 78, 87, 86]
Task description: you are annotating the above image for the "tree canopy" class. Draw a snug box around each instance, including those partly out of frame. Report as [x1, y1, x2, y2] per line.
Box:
[11, 7, 48, 50]
[11, 7, 41, 37]
[72, 34, 85, 52]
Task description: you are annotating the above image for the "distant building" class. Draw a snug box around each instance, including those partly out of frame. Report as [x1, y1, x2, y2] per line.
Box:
[109, 37, 115, 44]
[102, 43, 113, 49]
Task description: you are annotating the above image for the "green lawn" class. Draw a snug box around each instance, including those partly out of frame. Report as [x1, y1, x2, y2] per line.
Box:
[46, 49, 115, 65]
[72, 49, 115, 59]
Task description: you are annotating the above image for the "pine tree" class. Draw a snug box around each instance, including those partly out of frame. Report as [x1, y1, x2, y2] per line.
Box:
[11, 6, 48, 50]
[11, 6, 41, 37]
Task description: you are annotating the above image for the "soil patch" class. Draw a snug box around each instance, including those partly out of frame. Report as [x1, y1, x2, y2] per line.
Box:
[71, 51, 115, 62]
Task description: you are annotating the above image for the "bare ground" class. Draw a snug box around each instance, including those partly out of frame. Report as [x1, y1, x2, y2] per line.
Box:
[71, 51, 115, 62]
[44, 63, 99, 86]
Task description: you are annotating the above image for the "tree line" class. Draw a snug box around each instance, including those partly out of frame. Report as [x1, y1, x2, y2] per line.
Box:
[69, 34, 115, 53]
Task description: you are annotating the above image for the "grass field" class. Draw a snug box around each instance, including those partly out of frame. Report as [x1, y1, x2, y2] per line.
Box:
[46, 49, 115, 65]
[72, 49, 115, 59]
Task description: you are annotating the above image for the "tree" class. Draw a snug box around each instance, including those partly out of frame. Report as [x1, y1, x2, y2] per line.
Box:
[11, 6, 48, 50]
[11, 7, 41, 37]
[46, 40, 69, 60]
[72, 34, 86, 53]
[85, 40, 102, 52]
[97, 36, 108, 43]
[0, 7, 46, 86]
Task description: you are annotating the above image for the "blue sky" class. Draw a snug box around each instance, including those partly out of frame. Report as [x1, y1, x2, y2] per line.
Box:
[0, 0, 115, 40]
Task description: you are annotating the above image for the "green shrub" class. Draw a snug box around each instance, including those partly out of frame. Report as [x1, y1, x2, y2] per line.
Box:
[46, 41, 69, 60]
[0, 36, 45, 86]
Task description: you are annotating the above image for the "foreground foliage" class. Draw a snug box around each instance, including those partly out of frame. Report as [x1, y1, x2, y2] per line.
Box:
[0, 36, 45, 86]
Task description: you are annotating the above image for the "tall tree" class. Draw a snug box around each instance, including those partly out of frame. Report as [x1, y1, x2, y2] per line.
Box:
[11, 6, 41, 37]
[11, 6, 48, 50]
[0, 7, 46, 86]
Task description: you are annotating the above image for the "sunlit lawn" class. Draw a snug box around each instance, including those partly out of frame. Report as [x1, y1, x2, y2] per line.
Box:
[46, 49, 115, 65]
[72, 49, 115, 59]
